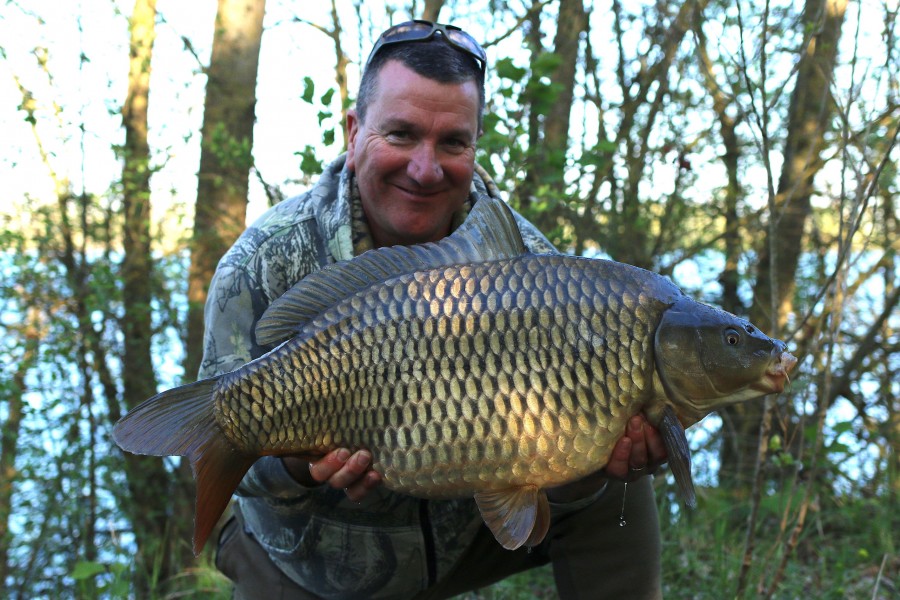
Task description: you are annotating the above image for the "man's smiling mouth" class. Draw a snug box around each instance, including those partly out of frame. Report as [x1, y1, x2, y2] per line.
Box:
[394, 184, 442, 199]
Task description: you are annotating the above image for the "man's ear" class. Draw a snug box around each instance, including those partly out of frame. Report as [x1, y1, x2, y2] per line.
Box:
[345, 108, 360, 171]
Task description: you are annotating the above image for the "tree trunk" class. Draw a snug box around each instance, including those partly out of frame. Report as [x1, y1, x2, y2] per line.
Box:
[329, 0, 350, 150]
[884, 196, 899, 499]
[178, 2, 266, 571]
[184, 0, 266, 382]
[601, 0, 701, 268]
[542, 0, 584, 176]
[518, 0, 587, 235]
[0, 319, 37, 594]
[119, 0, 189, 588]
[122, 0, 156, 407]
[514, 0, 546, 219]
[121, 0, 157, 444]
[420, 0, 444, 23]
[719, 0, 848, 493]
[694, 7, 744, 315]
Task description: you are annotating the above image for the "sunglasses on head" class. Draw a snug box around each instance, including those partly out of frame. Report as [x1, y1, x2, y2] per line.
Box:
[366, 20, 487, 75]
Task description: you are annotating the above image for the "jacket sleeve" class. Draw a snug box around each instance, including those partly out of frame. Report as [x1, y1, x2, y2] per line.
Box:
[197, 264, 258, 380]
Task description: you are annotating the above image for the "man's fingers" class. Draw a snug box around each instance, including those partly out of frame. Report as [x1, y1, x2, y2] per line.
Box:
[310, 449, 375, 492]
[308, 448, 352, 484]
[604, 436, 633, 480]
[626, 416, 649, 469]
[344, 470, 383, 502]
[644, 421, 668, 468]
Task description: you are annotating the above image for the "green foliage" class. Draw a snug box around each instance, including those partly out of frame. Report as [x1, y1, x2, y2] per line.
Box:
[459, 564, 556, 599]
[71, 561, 129, 598]
[478, 53, 572, 237]
[522, 53, 564, 117]
[0, 190, 190, 597]
[301, 76, 316, 104]
[295, 144, 324, 179]
[208, 121, 254, 174]
[657, 484, 899, 599]
[300, 76, 339, 156]
[462, 480, 900, 599]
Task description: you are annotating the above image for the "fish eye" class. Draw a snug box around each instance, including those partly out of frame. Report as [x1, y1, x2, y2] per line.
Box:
[725, 328, 741, 346]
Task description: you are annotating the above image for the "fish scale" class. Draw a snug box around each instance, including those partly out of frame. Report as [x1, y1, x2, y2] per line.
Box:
[113, 195, 796, 554]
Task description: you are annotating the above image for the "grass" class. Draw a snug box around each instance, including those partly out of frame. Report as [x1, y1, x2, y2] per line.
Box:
[460, 484, 898, 599]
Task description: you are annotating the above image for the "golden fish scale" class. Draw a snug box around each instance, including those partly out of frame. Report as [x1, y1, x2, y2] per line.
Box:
[215, 255, 666, 497]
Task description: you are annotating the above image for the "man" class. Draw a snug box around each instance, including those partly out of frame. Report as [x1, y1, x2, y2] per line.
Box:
[202, 20, 666, 599]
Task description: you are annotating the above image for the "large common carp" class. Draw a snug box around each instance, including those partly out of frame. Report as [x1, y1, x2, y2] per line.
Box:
[113, 196, 796, 554]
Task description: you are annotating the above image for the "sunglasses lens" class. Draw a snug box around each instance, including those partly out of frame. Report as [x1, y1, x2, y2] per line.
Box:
[381, 21, 434, 43]
[367, 20, 486, 73]
[446, 29, 487, 63]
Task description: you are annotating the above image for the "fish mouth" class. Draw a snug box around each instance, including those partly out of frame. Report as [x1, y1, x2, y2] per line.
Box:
[756, 351, 798, 394]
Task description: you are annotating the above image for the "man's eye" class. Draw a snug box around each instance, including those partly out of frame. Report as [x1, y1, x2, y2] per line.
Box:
[387, 131, 411, 141]
[444, 138, 468, 151]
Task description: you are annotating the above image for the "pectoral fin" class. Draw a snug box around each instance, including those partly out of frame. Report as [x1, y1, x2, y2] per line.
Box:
[474, 486, 551, 550]
[660, 405, 697, 508]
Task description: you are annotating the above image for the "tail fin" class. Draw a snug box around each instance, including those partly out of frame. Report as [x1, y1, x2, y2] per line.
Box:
[113, 378, 256, 554]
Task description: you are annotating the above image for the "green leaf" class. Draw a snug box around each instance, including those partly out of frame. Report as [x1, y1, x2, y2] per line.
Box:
[532, 52, 562, 76]
[495, 57, 527, 81]
[828, 441, 850, 455]
[301, 77, 315, 104]
[72, 561, 106, 580]
[320, 88, 335, 105]
[595, 139, 617, 154]
[296, 145, 323, 177]
[832, 421, 854, 435]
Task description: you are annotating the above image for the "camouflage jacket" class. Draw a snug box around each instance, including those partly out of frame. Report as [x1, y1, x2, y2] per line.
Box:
[199, 155, 555, 599]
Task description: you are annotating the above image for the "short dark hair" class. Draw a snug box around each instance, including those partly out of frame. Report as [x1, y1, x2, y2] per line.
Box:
[355, 40, 486, 130]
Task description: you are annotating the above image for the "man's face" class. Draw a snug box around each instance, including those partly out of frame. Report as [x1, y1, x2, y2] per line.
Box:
[346, 60, 480, 248]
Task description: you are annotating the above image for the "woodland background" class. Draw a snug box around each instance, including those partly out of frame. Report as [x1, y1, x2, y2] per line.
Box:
[1, 0, 898, 598]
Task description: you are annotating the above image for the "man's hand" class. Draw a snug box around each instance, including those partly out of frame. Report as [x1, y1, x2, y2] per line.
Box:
[282, 450, 383, 502]
[603, 414, 668, 481]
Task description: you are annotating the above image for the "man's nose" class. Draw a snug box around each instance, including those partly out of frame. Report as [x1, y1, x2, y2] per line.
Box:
[407, 144, 443, 185]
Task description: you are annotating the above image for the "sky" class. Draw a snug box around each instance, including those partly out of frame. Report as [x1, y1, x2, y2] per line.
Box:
[1, 1, 347, 231]
[2, 0, 894, 231]
[0, 1, 537, 234]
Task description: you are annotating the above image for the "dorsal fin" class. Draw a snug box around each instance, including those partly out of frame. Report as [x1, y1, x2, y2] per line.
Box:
[255, 195, 527, 346]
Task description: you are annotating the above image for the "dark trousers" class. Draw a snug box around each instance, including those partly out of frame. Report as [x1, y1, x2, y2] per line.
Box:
[216, 478, 662, 600]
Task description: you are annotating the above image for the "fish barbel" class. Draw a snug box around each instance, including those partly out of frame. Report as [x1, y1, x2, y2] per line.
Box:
[113, 196, 797, 554]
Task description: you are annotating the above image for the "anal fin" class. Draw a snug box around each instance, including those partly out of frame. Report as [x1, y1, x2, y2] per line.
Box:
[474, 486, 551, 550]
